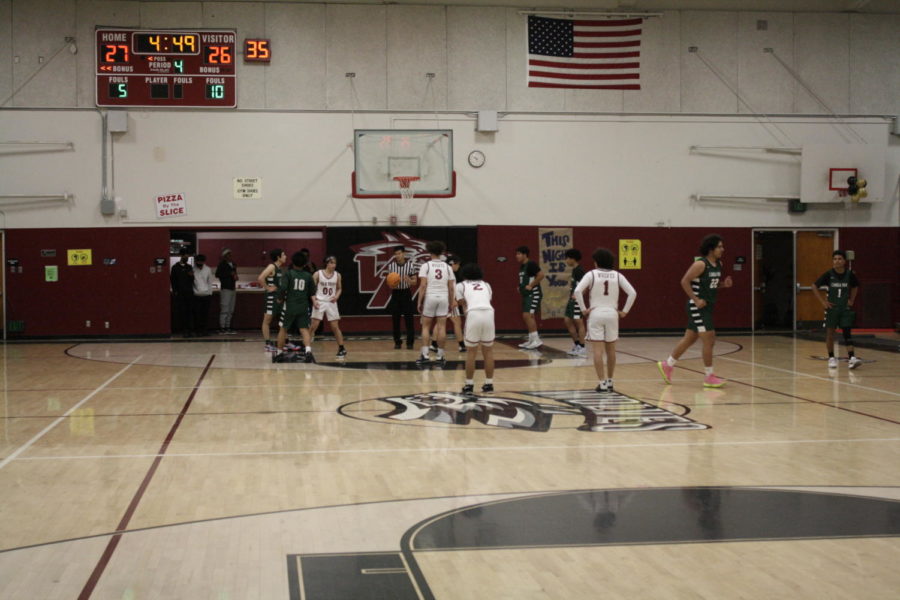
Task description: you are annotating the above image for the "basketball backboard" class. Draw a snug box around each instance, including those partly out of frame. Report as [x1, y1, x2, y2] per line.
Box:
[352, 129, 455, 198]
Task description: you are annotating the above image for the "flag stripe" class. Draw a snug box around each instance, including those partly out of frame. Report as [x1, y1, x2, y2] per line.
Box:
[529, 60, 640, 70]
[574, 40, 641, 48]
[529, 71, 640, 81]
[575, 18, 643, 26]
[573, 28, 642, 38]
[529, 82, 642, 90]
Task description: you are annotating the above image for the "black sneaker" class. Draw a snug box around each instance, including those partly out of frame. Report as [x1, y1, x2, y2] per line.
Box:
[461, 384, 475, 395]
[336, 348, 347, 358]
[272, 352, 290, 363]
[415, 355, 430, 366]
[481, 383, 494, 393]
[458, 343, 467, 352]
[304, 352, 316, 363]
[406, 341, 415, 350]
[394, 341, 402, 350]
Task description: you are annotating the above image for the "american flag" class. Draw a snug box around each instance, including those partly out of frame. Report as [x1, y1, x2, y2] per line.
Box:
[527, 15, 643, 90]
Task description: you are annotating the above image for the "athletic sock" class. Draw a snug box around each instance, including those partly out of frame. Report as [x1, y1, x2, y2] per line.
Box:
[305, 346, 312, 353]
[485, 378, 493, 384]
[666, 356, 677, 368]
[465, 379, 474, 385]
[848, 350, 855, 358]
[704, 366, 714, 376]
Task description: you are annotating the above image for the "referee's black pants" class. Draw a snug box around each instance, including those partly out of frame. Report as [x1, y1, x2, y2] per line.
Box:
[390, 288, 415, 345]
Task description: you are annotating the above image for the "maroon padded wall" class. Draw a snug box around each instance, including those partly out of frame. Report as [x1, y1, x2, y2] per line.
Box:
[479, 226, 754, 333]
[6, 228, 171, 336]
[838, 226, 899, 329]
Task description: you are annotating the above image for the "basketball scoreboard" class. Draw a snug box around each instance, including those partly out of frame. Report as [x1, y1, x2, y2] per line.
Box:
[95, 28, 237, 108]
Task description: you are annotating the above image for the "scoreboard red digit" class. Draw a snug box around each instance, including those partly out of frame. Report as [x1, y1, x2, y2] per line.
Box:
[96, 28, 236, 108]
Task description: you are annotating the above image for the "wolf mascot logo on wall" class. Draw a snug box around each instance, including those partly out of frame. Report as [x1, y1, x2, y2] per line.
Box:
[350, 231, 431, 310]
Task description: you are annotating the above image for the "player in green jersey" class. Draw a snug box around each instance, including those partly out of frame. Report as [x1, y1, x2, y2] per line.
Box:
[563, 249, 587, 356]
[657, 234, 733, 388]
[257, 248, 286, 351]
[272, 251, 316, 363]
[812, 250, 861, 369]
[516, 246, 545, 349]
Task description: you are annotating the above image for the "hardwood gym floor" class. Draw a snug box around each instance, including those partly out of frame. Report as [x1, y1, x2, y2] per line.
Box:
[0, 334, 898, 599]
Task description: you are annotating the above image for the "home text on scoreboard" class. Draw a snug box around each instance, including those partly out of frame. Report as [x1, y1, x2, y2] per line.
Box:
[96, 28, 237, 108]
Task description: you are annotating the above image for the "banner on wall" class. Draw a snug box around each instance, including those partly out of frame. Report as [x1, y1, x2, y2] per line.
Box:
[538, 227, 573, 319]
[327, 227, 478, 315]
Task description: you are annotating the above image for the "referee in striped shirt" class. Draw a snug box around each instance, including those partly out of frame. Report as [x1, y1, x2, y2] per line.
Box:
[388, 245, 418, 349]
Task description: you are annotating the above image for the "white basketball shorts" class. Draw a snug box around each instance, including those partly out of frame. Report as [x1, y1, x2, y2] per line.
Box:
[421, 296, 450, 318]
[586, 308, 619, 342]
[464, 309, 495, 347]
[311, 301, 340, 321]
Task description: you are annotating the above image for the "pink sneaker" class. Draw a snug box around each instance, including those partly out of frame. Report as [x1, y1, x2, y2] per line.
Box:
[657, 361, 674, 384]
[703, 374, 725, 388]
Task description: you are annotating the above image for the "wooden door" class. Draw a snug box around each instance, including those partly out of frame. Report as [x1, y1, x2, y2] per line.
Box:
[795, 230, 836, 327]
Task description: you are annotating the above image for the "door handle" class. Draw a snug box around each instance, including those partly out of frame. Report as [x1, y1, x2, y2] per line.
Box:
[796, 284, 813, 291]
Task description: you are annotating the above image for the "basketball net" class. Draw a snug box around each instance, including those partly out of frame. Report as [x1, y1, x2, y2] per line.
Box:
[393, 176, 419, 223]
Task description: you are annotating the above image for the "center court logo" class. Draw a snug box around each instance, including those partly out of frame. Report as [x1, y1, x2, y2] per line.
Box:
[350, 231, 429, 309]
[340, 389, 710, 432]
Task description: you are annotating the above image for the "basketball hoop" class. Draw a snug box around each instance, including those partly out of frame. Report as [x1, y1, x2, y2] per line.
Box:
[393, 176, 419, 201]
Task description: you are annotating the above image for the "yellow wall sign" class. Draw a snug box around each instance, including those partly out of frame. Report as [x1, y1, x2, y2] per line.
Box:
[619, 239, 641, 270]
[67, 249, 92, 266]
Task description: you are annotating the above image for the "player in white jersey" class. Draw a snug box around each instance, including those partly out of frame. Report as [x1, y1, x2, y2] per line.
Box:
[310, 256, 347, 358]
[456, 263, 496, 394]
[574, 248, 637, 393]
[416, 241, 456, 366]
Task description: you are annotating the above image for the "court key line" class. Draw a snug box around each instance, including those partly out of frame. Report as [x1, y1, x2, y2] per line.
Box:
[15, 436, 900, 463]
[77, 354, 215, 600]
[0, 356, 143, 471]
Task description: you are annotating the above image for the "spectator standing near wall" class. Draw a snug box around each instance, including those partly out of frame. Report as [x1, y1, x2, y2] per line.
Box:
[170, 248, 195, 337]
[216, 248, 238, 334]
[192, 254, 214, 337]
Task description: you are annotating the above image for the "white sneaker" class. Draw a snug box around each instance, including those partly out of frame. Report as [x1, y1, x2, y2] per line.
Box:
[575, 345, 587, 356]
[827, 357, 838, 368]
[523, 338, 543, 349]
[518, 340, 532, 348]
[566, 344, 579, 356]
[848, 356, 862, 370]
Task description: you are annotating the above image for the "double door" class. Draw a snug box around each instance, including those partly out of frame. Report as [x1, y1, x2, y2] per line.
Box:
[753, 229, 837, 331]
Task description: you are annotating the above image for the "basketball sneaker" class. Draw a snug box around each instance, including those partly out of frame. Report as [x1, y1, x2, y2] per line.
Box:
[415, 355, 430, 366]
[576, 345, 587, 356]
[523, 338, 543, 350]
[285, 341, 301, 351]
[828, 357, 838, 368]
[304, 352, 316, 364]
[566, 344, 579, 356]
[394, 341, 402, 350]
[264, 341, 276, 352]
[406, 342, 415, 350]
[336, 347, 347, 358]
[657, 361, 674, 384]
[605, 379, 614, 393]
[481, 383, 494, 393]
[595, 382, 609, 393]
[848, 356, 862, 370]
[435, 356, 446, 367]
[703, 374, 725, 388]
[458, 342, 467, 352]
[461, 384, 475, 395]
[517, 340, 532, 348]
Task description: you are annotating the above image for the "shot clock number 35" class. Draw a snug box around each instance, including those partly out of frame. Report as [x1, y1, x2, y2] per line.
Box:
[95, 28, 236, 108]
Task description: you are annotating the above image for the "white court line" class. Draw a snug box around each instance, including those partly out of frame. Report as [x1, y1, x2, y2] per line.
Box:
[15, 436, 900, 462]
[0, 356, 142, 470]
[717, 355, 900, 398]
